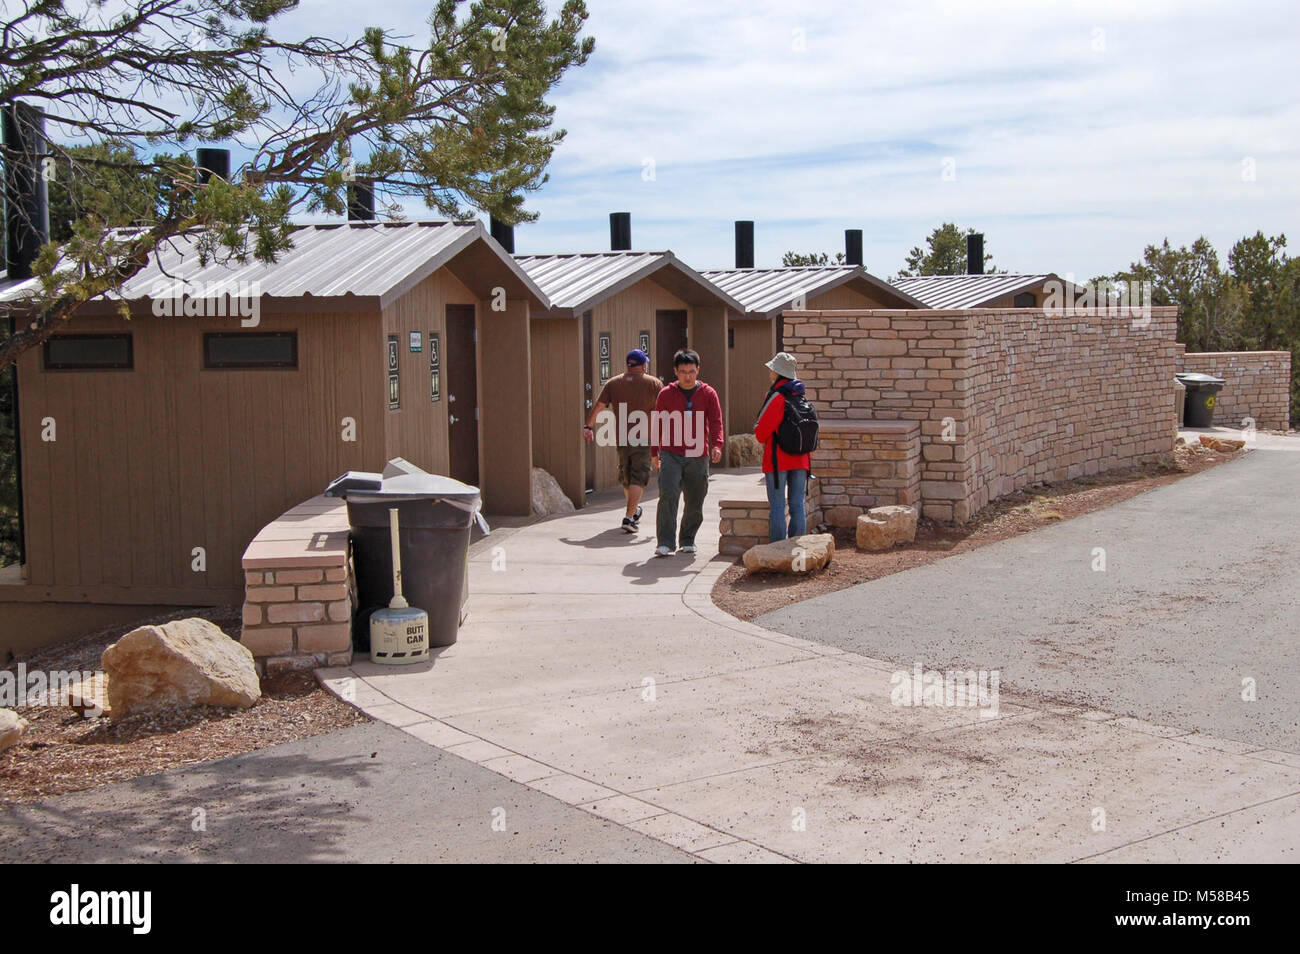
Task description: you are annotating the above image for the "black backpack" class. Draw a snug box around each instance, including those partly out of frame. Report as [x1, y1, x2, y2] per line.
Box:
[773, 386, 819, 456]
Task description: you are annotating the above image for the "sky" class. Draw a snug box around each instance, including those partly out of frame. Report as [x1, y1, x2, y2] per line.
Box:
[263, 0, 1298, 277]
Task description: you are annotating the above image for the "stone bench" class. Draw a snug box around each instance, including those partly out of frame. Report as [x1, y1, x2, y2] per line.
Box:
[240, 495, 355, 675]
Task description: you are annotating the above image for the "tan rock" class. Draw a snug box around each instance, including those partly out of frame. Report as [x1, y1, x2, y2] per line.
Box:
[742, 533, 834, 574]
[1, 708, 28, 753]
[727, 434, 764, 467]
[856, 505, 919, 551]
[530, 467, 576, 516]
[102, 618, 260, 720]
[1199, 435, 1245, 452]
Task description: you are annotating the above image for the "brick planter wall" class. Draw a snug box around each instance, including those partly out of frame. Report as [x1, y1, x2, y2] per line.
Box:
[1179, 351, 1292, 430]
[813, 420, 921, 526]
[719, 476, 821, 555]
[787, 306, 1181, 522]
[240, 496, 354, 674]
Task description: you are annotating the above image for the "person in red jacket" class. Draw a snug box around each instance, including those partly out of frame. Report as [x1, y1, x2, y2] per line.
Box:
[754, 352, 811, 542]
[650, 349, 724, 556]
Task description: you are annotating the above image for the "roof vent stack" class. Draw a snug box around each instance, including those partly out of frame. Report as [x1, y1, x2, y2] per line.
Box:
[735, 220, 754, 269]
[3, 102, 50, 281]
[489, 215, 515, 253]
[845, 229, 863, 267]
[347, 181, 375, 221]
[609, 212, 631, 251]
[195, 148, 231, 184]
[966, 233, 984, 275]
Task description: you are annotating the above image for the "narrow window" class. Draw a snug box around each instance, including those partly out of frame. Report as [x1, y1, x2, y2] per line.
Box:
[203, 332, 297, 369]
[1013, 292, 1037, 308]
[43, 334, 133, 370]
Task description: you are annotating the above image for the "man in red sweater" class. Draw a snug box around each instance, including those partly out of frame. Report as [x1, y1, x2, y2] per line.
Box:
[650, 349, 724, 556]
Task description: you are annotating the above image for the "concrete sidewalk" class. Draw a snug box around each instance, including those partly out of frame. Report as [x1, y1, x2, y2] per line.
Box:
[320, 446, 1300, 863]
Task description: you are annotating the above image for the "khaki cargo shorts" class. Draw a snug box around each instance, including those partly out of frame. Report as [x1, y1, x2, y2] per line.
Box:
[617, 445, 652, 488]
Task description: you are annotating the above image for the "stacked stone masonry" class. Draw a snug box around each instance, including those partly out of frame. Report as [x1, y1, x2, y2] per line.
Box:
[240, 496, 355, 674]
[812, 421, 921, 526]
[1179, 351, 1292, 430]
[787, 307, 1182, 522]
[719, 481, 822, 555]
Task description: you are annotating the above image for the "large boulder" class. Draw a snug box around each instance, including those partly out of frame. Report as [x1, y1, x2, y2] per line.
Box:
[102, 618, 260, 720]
[531, 467, 576, 516]
[0, 708, 27, 753]
[727, 434, 764, 468]
[742, 533, 834, 574]
[856, 505, 919, 551]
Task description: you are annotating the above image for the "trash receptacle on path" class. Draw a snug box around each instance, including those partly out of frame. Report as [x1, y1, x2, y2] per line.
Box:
[326, 458, 488, 652]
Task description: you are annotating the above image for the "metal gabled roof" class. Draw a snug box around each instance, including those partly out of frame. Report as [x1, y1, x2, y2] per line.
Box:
[0, 220, 549, 312]
[700, 265, 925, 317]
[514, 250, 744, 317]
[890, 273, 1063, 310]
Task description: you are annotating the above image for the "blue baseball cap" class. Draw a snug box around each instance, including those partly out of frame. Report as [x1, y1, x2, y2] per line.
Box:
[626, 349, 650, 366]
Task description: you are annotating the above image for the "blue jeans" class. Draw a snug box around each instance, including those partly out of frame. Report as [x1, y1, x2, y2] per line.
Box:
[766, 468, 808, 542]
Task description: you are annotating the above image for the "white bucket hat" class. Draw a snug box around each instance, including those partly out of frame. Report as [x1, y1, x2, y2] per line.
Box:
[764, 352, 798, 379]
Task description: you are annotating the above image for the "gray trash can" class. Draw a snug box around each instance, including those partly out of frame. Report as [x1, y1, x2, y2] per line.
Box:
[325, 458, 487, 651]
[1175, 372, 1226, 427]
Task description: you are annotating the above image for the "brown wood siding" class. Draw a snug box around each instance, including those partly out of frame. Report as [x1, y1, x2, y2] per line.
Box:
[588, 278, 687, 491]
[689, 304, 730, 455]
[14, 309, 385, 601]
[529, 316, 584, 507]
[476, 297, 532, 514]
[808, 285, 887, 309]
[380, 269, 478, 474]
[727, 317, 776, 434]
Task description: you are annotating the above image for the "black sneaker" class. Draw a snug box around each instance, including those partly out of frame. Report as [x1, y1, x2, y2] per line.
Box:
[622, 516, 636, 533]
[632, 505, 643, 526]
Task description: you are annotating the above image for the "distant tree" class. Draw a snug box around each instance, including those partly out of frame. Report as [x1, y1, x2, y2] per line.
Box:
[1111, 238, 1240, 352]
[896, 223, 996, 278]
[782, 251, 846, 267]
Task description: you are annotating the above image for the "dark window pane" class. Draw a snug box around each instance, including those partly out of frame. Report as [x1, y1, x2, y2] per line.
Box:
[1014, 292, 1037, 308]
[204, 333, 297, 369]
[43, 335, 133, 370]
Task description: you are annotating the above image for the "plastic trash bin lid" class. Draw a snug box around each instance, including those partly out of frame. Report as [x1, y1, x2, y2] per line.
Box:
[324, 458, 480, 500]
[1175, 372, 1226, 385]
[346, 471, 481, 502]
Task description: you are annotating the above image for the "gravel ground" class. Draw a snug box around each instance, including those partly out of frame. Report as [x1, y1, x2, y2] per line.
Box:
[714, 439, 1233, 622]
[1, 606, 366, 803]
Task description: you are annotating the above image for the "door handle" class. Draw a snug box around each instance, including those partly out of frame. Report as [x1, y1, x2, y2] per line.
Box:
[448, 393, 456, 402]
[449, 415, 458, 424]
[585, 399, 592, 409]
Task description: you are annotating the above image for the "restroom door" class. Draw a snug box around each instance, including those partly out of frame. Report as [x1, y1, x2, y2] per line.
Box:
[445, 304, 479, 486]
[655, 309, 688, 381]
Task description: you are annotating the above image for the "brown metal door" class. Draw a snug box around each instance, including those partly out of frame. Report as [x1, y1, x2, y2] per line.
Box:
[656, 309, 688, 381]
[445, 304, 479, 486]
[582, 310, 595, 492]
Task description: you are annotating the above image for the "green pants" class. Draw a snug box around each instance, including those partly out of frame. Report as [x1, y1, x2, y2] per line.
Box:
[657, 452, 710, 549]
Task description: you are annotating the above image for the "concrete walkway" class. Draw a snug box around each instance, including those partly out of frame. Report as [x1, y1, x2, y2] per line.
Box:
[321, 438, 1300, 863]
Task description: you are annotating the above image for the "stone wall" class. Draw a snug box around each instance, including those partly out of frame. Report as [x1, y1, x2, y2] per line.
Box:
[718, 477, 822, 555]
[787, 307, 1181, 521]
[241, 496, 355, 674]
[812, 421, 920, 526]
[1180, 351, 1292, 430]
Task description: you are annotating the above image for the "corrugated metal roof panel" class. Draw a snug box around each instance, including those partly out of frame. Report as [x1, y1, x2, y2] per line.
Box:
[700, 265, 924, 315]
[0, 220, 546, 307]
[515, 251, 744, 314]
[891, 273, 1056, 309]
[515, 251, 667, 309]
